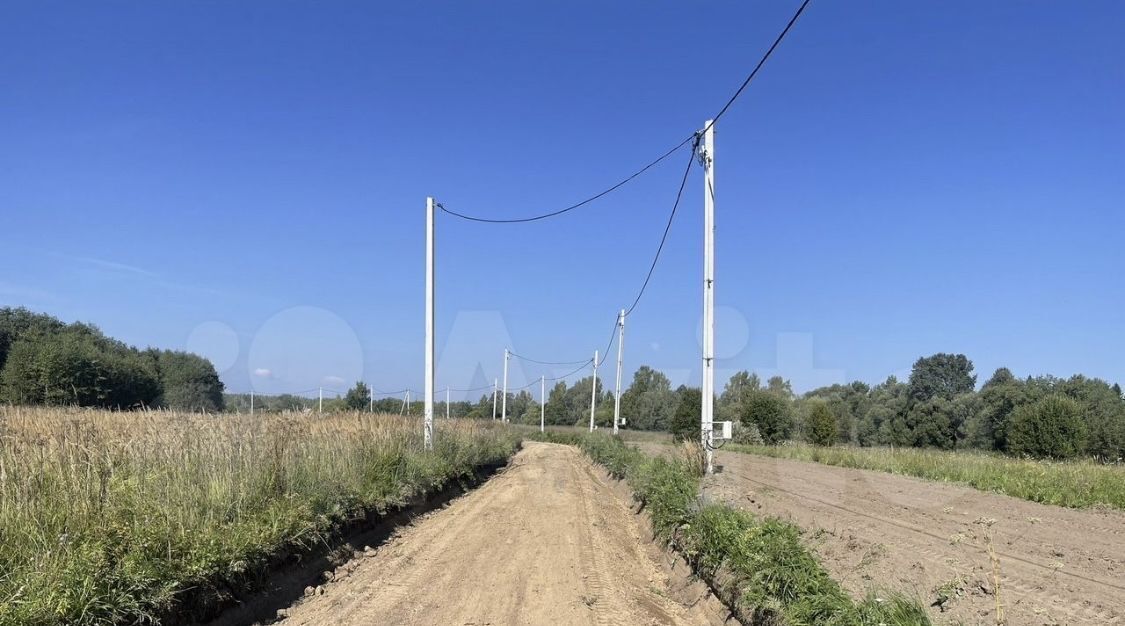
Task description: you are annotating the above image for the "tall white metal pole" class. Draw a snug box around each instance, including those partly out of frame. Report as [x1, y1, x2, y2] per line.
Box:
[446, 387, 450, 419]
[492, 378, 498, 420]
[501, 348, 509, 423]
[424, 197, 435, 450]
[369, 386, 374, 413]
[613, 309, 625, 436]
[540, 375, 546, 433]
[701, 120, 716, 475]
[588, 350, 599, 432]
[319, 387, 323, 414]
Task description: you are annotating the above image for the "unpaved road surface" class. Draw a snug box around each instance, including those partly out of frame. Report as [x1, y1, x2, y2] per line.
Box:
[704, 449, 1125, 626]
[279, 442, 727, 626]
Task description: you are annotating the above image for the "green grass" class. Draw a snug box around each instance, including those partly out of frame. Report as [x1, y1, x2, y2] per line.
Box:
[728, 442, 1125, 510]
[0, 407, 519, 625]
[532, 432, 931, 626]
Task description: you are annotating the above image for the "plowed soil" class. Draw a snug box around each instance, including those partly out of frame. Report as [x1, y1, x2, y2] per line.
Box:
[703, 449, 1125, 626]
[276, 442, 730, 626]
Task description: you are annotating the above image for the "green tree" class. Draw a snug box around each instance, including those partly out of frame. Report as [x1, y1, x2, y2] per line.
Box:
[806, 401, 837, 446]
[344, 381, 371, 411]
[1008, 394, 1087, 459]
[766, 375, 794, 400]
[907, 353, 976, 404]
[618, 366, 675, 431]
[740, 390, 791, 444]
[1057, 375, 1125, 461]
[670, 386, 701, 442]
[717, 370, 760, 422]
[978, 367, 1025, 451]
[151, 350, 224, 412]
[1, 331, 160, 408]
[544, 382, 569, 425]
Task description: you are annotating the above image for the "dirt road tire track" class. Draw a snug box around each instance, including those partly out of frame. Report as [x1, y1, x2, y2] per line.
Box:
[277, 442, 727, 625]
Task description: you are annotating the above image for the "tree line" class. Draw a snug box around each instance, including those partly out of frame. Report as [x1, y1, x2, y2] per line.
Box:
[387, 352, 1123, 462]
[0, 307, 225, 411]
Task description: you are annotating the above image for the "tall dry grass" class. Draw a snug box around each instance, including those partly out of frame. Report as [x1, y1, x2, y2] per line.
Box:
[0, 407, 518, 625]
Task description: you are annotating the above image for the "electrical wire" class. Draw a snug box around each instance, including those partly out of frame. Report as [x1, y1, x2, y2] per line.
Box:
[507, 351, 591, 366]
[444, 383, 496, 393]
[703, 0, 812, 134]
[435, 0, 811, 225]
[544, 359, 595, 382]
[622, 138, 697, 318]
[435, 134, 695, 224]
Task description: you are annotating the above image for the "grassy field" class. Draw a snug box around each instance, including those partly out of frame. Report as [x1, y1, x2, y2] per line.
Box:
[532, 431, 931, 626]
[0, 407, 518, 625]
[729, 442, 1125, 510]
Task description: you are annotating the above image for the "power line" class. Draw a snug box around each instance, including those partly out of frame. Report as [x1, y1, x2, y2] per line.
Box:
[445, 382, 496, 393]
[435, 0, 812, 225]
[435, 134, 695, 224]
[507, 351, 591, 366]
[600, 314, 619, 362]
[704, 0, 812, 133]
[545, 359, 595, 382]
[622, 139, 697, 318]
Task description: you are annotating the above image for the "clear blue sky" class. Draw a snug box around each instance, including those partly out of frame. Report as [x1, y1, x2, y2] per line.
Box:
[2, 1, 1122, 398]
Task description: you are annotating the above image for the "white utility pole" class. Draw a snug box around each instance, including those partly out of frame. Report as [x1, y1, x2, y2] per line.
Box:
[540, 375, 546, 433]
[319, 387, 323, 414]
[369, 386, 374, 413]
[700, 119, 716, 475]
[423, 197, 435, 450]
[445, 387, 450, 419]
[613, 309, 625, 436]
[492, 378, 498, 420]
[501, 348, 509, 423]
[250, 390, 254, 416]
[588, 350, 599, 432]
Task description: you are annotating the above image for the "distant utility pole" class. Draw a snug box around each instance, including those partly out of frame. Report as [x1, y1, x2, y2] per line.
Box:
[424, 197, 435, 450]
[369, 385, 374, 413]
[588, 350, 599, 432]
[700, 119, 716, 475]
[540, 375, 546, 433]
[319, 387, 323, 414]
[446, 387, 450, 419]
[250, 390, 254, 416]
[613, 309, 625, 435]
[501, 348, 510, 423]
[492, 379, 498, 420]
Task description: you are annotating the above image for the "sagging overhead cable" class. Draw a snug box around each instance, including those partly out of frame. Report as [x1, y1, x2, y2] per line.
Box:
[435, 0, 812, 225]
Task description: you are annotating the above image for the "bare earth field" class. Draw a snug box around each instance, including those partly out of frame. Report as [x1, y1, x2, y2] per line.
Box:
[702, 449, 1125, 626]
[277, 442, 729, 626]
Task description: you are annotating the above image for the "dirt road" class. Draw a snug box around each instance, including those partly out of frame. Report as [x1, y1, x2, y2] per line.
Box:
[704, 450, 1125, 626]
[278, 442, 727, 626]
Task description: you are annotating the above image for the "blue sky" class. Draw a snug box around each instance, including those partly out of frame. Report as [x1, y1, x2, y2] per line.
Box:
[2, 1, 1122, 398]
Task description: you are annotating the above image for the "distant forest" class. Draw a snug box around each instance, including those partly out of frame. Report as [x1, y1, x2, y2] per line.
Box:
[265, 352, 1124, 462]
[0, 307, 224, 411]
[6, 306, 1122, 461]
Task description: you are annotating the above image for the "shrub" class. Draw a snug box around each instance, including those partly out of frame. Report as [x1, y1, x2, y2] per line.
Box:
[807, 401, 837, 447]
[732, 421, 763, 445]
[1008, 394, 1087, 459]
[670, 387, 702, 442]
[741, 390, 792, 444]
